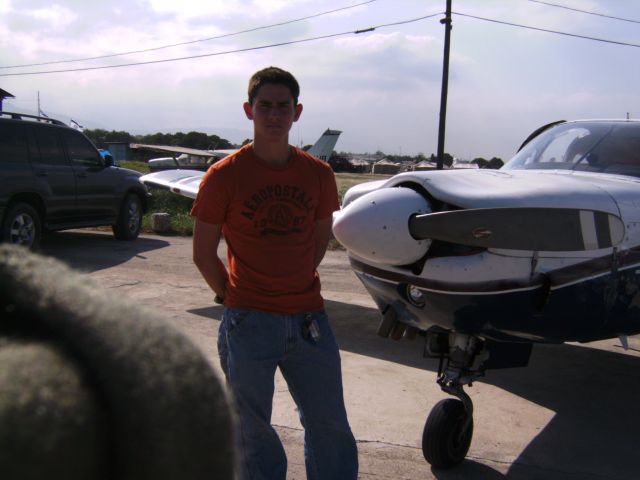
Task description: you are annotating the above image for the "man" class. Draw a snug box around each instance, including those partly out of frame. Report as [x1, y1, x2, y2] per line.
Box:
[191, 66, 358, 480]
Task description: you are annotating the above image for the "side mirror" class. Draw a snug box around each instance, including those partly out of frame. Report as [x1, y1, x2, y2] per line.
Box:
[104, 154, 115, 167]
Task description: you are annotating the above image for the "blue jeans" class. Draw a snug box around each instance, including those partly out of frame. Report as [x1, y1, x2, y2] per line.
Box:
[218, 307, 358, 480]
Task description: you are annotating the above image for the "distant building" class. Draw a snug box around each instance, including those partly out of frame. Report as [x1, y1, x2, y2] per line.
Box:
[105, 142, 132, 162]
[452, 158, 479, 169]
[372, 158, 401, 175]
[329, 154, 372, 173]
[412, 160, 443, 171]
[348, 158, 371, 173]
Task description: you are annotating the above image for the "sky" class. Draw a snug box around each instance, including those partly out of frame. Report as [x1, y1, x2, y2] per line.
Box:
[1, 0, 639, 161]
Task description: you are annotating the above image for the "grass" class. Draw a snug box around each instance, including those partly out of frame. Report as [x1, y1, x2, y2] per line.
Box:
[335, 172, 389, 199]
[128, 161, 391, 237]
[120, 160, 150, 173]
[142, 190, 195, 236]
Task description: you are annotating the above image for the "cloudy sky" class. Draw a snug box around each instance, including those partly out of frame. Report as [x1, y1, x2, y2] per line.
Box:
[1, 0, 639, 160]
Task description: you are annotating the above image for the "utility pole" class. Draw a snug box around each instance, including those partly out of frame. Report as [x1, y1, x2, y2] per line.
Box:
[436, 0, 452, 170]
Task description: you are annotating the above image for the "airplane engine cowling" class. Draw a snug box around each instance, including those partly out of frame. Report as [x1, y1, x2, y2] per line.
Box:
[333, 187, 432, 265]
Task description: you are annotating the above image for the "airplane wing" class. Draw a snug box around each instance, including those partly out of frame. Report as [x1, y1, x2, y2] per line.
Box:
[130, 143, 216, 158]
[139, 129, 342, 198]
[139, 169, 205, 199]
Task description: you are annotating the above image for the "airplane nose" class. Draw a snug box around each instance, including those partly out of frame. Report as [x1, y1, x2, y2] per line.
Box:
[333, 187, 432, 265]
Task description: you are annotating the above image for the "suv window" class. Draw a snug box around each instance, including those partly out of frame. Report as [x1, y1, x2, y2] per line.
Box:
[0, 123, 29, 164]
[33, 127, 68, 166]
[62, 130, 103, 168]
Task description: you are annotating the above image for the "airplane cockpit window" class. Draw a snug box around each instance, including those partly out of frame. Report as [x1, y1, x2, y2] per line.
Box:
[503, 121, 640, 178]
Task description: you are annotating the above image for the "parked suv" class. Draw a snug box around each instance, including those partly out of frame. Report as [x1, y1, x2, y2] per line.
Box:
[0, 111, 148, 249]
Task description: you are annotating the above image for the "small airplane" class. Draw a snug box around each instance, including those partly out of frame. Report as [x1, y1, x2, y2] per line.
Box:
[139, 119, 640, 469]
[332, 119, 640, 468]
[138, 128, 342, 197]
[130, 144, 234, 172]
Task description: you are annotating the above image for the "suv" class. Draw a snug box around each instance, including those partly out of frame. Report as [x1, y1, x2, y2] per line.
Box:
[0, 111, 148, 249]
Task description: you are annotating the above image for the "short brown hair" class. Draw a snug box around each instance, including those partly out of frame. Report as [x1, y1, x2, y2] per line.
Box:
[247, 66, 300, 105]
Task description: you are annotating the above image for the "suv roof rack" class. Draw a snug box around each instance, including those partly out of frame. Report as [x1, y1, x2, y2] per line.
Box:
[0, 110, 67, 127]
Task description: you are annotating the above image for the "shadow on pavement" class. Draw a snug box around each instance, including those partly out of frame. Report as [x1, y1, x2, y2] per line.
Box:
[40, 230, 170, 273]
[326, 298, 640, 480]
[149, 289, 640, 479]
[188, 305, 223, 319]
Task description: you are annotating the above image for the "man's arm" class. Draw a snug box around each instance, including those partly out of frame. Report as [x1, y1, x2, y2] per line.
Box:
[314, 216, 334, 269]
[193, 218, 228, 300]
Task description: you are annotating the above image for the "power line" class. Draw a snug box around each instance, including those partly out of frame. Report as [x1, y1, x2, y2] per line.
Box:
[454, 11, 640, 49]
[0, 13, 443, 77]
[0, 0, 377, 70]
[526, 0, 640, 24]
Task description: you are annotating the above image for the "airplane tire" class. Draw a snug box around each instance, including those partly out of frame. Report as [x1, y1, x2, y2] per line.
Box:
[422, 398, 473, 469]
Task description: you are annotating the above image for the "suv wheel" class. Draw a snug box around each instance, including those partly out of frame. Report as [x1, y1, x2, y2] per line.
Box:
[112, 193, 142, 240]
[2, 203, 42, 249]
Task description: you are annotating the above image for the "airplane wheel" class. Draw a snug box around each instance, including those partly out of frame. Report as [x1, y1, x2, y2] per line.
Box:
[422, 398, 473, 469]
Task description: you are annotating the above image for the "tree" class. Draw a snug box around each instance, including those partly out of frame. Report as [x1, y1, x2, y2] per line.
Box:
[487, 157, 504, 169]
[83, 129, 135, 148]
[470, 156, 503, 169]
[83, 128, 234, 151]
[471, 157, 488, 168]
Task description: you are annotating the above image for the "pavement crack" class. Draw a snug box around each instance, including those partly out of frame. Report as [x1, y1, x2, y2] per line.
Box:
[107, 280, 141, 288]
[355, 438, 420, 450]
[273, 425, 420, 451]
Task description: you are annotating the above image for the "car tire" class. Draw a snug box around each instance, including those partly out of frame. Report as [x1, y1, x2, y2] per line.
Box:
[2, 202, 42, 250]
[112, 193, 142, 241]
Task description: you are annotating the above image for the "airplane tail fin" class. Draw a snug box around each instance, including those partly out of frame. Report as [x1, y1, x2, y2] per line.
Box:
[307, 129, 341, 162]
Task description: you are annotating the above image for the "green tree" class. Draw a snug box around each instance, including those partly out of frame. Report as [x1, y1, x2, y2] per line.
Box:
[83, 129, 135, 148]
[487, 157, 504, 169]
[471, 157, 488, 168]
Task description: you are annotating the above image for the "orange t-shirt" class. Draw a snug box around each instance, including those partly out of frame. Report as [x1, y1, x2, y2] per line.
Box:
[191, 145, 340, 314]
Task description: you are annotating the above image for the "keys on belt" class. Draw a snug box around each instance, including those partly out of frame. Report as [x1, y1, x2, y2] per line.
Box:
[302, 315, 321, 342]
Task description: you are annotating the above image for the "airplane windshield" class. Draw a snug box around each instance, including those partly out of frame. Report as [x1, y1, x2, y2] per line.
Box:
[503, 121, 640, 178]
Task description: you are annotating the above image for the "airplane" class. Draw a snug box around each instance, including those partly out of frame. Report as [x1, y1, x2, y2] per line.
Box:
[130, 144, 233, 172]
[134, 128, 341, 174]
[138, 128, 341, 198]
[332, 119, 640, 468]
[138, 118, 640, 469]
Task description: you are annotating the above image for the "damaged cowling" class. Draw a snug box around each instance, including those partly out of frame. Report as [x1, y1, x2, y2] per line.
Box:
[333, 186, 432, 265]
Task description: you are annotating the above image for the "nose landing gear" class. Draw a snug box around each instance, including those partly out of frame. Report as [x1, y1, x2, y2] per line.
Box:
[422, 332, 487, 468]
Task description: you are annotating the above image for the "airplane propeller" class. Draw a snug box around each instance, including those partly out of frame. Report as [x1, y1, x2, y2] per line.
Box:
[409, 207, 625, 251]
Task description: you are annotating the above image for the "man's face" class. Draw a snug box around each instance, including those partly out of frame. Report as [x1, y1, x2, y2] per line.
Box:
[244, 83, 302, 141]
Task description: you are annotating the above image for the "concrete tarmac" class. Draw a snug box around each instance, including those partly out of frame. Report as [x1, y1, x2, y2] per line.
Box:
[40, 230, 640, 480]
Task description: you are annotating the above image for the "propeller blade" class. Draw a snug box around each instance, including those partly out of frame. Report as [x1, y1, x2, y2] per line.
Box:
[409, 207, 624, 251]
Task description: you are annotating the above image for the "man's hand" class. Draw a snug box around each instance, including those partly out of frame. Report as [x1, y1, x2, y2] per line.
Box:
[193, 219, 229, 300]
[314, 216, 333, 268]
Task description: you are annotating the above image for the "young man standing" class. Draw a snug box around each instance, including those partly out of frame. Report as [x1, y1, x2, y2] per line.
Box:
[191, 67, 358, 480]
